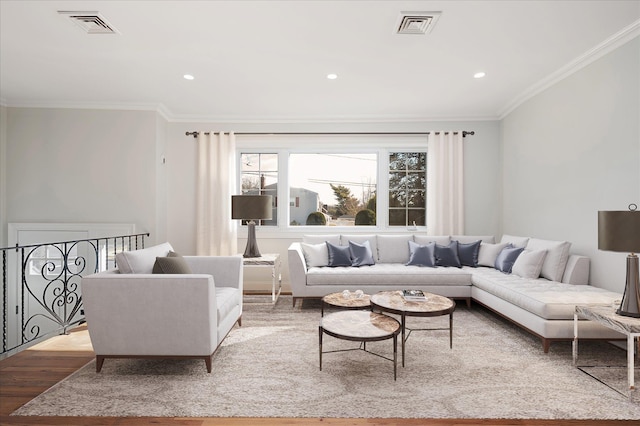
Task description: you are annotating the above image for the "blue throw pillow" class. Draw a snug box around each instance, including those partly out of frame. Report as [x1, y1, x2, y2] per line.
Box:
[406, 241, 436, 267]
[435, 241, 461, 268]
[495, 245, 524, 273]
[326, 242, 352, 267]
[349, 240, 375, 267]
[456, 240, 481, 267]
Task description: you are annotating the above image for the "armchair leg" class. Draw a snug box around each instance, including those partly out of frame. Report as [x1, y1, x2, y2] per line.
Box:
[96, 356, 105, 372]
[205, 356, 212, 373]
[237, 315, 242, 327]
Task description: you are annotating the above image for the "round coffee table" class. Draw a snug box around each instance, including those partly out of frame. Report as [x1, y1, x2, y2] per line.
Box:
[319, 310, 400, 380]
[321, 291, 371, 316]
[370, 290, 455, 367]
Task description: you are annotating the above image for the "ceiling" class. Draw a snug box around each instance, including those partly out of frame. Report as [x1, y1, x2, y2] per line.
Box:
[1, 0, 639, 122]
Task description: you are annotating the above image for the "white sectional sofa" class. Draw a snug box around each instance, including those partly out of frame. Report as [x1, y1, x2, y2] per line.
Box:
[288, 234, 624, 352]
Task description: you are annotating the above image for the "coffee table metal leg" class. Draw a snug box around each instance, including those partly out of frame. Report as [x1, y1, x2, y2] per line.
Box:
[393, 333, 397, 380]
[401, 313, 406, 367]
[319, 326, 323, 371]
[450, 312, 453, 349]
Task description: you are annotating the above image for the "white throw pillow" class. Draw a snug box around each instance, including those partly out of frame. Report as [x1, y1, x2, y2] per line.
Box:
[500, 234, 529, 248]
[512, 249, 548, 279]
[477, 242, 509, 267]
[377, 235, 413, 263]
[301, 242, 329, 267]
[525, 238, 572, 282]
[115, 242, 174, 274]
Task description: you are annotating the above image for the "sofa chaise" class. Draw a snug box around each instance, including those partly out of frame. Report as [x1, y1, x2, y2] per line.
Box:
[81, 242, 243, 372]
[288, 234, 624, 352]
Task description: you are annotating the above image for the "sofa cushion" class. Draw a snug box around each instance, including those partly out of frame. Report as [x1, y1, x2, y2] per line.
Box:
[478, 242, 509, 267]
[327, 242, 352, 267]
[456, 240, 481, 267]
[301, 242, 329, 267]
[525, 238, 571, 282]
[495, 245, 523, 273]
[349, 240, 375, 267]
[115, 242, 174, 274]
[414, 235, 450, 246]
[306, 263, 472, 286]
[152, 251, 193, 274]
[511, 249, 547, 279]
[500, 234, 529, 248]
[452, 235, 496, 244]
[303, 234, 340, 245]
[342, 235, 378, 261]
[216, 287, 241, 323]
[406, 241, 436, 267]
[435, 241, 461, 268]
[471, 267, 620, 320]
[377, 235, 412, 263]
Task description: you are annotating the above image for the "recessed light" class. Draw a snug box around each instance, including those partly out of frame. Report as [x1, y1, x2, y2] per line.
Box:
[327, 73, 338, 80]
[183, 74, 195, 80]
[473, 72, 486, 79]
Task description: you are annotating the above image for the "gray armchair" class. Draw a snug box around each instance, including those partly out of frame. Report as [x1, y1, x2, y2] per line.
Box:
[81, 243, 243, 372]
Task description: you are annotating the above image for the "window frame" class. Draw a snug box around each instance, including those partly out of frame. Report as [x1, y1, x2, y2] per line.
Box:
[235, 134, 427, 235]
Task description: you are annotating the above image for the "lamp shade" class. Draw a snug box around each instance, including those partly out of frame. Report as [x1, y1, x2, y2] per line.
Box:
[598, 210, 640, 253]
[232, 195, 273, 220]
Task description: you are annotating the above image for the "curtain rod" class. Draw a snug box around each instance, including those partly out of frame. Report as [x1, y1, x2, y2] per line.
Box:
[185, 131, 475, 138]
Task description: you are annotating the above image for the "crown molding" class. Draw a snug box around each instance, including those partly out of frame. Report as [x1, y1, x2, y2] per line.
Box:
[498, 19, 640, 119]
[166, 113, 499, 124]
[2, 100, 167, 114]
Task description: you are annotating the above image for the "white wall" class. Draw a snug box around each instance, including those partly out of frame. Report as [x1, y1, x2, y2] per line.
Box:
[501, 37, 640, 292]
[0, 105, 7, 247]
[5, 108, 163, 244]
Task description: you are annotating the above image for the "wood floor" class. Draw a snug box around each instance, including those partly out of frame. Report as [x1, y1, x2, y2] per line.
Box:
[0, 325, 636, 426]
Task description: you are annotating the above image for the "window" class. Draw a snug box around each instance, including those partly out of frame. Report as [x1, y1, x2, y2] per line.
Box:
[388, 152, 426, 226]
[239, 138, 427, 229]
[289, 153, 377, 226]
[239, 153, 278, 225]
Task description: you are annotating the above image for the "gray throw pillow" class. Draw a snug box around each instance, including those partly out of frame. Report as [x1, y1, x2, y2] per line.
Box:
[435, 241, 461, 268]
[152, 251, 192, 274]
[455, 240, 481, 267]
[349, 240, 375, 267]
[494, 245, 524, 274]
[406, 241, 436, 267]
[326, 242, 352, 267]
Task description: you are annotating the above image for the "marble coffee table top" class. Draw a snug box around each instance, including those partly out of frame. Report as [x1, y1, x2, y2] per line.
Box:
[320, 310, 400, 339]
[322, 291, 371, 309]
[371, 290, 455, 315]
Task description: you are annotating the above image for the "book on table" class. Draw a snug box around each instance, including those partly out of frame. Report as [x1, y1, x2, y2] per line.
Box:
[402, 289, 426, 301]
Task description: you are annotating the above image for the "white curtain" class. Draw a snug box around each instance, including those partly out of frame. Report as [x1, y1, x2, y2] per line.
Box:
[196, 132, 237, 256]
[426, 131, 465, 235]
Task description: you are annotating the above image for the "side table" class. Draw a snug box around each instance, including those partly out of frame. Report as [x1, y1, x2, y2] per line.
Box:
[573, 304, 640, 398]
[242, 253, 282, 304]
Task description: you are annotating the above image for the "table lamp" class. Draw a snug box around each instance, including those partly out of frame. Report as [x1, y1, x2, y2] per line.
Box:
[598, 204, 640, 317]
[232, 195, 273, 258]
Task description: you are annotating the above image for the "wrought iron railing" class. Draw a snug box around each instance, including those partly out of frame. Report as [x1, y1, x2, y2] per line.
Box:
[0, 232, 149, 357]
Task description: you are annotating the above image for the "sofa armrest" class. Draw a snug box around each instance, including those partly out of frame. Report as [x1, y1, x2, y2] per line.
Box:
[288, 243, 308, 295]
[81, 273, 218, 356]
[184, 255, 243, 290]
[561, 255, 590, 285]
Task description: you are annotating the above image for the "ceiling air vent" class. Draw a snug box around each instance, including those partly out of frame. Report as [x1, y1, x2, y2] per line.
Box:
[58, 11, 118, 34]
[396, 11, 441, 35]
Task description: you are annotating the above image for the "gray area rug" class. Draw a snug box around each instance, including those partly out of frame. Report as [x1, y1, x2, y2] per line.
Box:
[12, 296, 640, 419]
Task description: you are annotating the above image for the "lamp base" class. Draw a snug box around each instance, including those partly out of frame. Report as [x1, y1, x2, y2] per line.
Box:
[242, 221, 262, 258]
[616, 253, 640, 318]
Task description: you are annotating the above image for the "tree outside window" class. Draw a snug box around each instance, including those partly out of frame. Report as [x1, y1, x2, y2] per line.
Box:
[388, 152, 426, 226]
